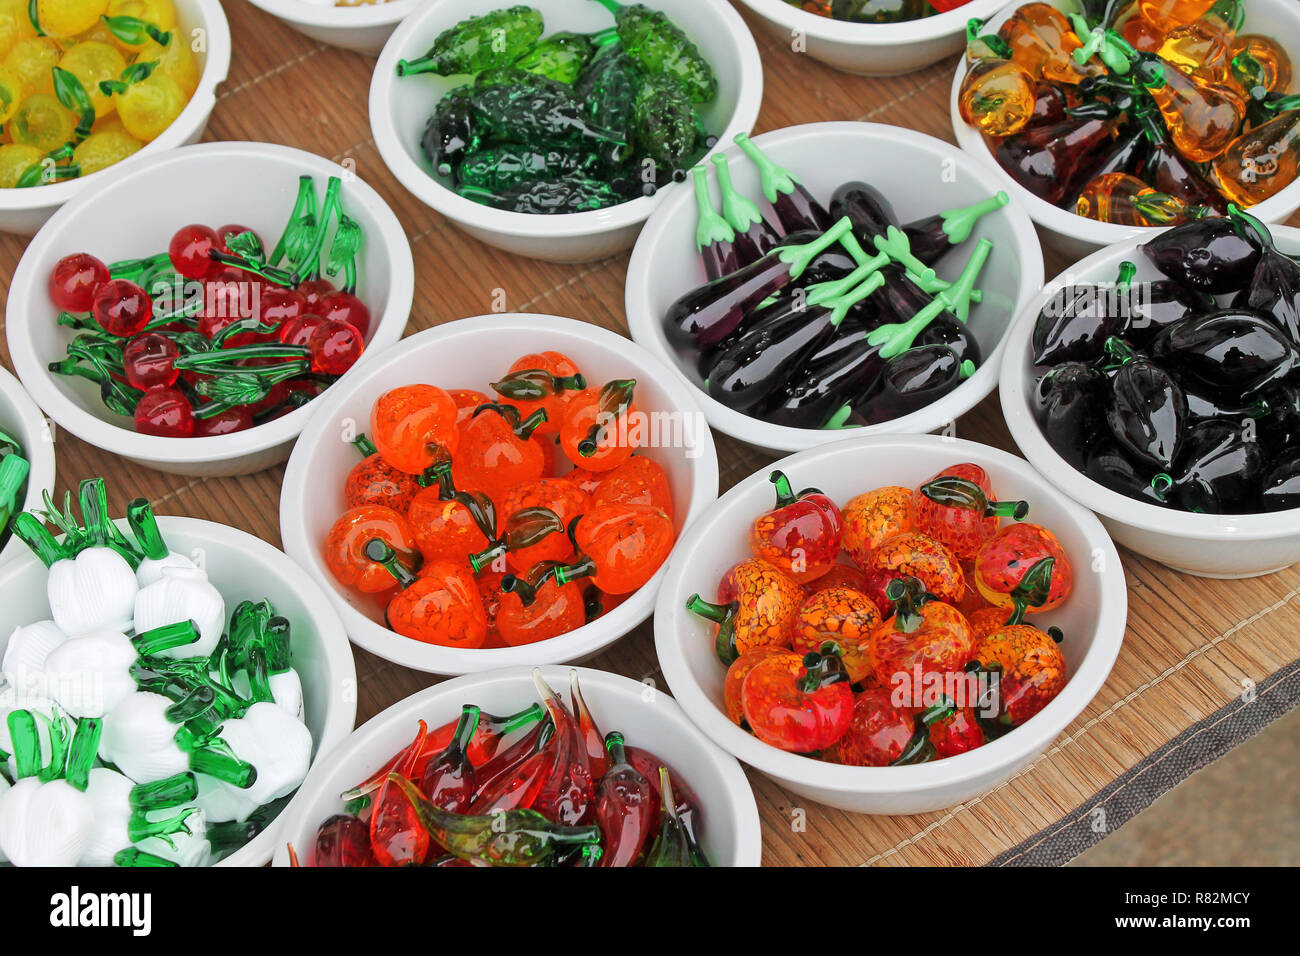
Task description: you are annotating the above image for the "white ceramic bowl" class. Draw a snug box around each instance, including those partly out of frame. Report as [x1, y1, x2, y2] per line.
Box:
[369, 0, 764, 263]
[0, 0, 231, 236]
[1000, 225, 1300, 578]
[736, 0, 1012, 76]
[950, 0, 1300, 261]
[245, 0, 418, 54]
[0, 515, 358, 866]
[5, 141, 414, 478]
[655, 433, 1128, 815]
[0, 367, 56, 566]
[626, 121, 1045, 455]
[271, 664, 763, 866]
[280, 314, 721, 675]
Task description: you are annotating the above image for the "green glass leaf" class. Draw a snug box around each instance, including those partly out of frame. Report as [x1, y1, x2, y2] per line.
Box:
[325, 215, 361, 278]
[194, 372, 273, 406]
[224, 229, 264, 263]
[101, 14, 170, 47]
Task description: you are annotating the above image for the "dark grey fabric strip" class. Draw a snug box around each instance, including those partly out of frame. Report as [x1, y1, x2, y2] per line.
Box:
[987, 659, 1300, 867]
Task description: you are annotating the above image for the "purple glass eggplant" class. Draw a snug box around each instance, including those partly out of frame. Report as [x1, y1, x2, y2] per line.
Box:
[760, 334, 888, 430]
[1150, 310, 1298, 397]
[734, 133, 831, 234]
[1260, 382, 1300, 457]
[901, 192, 1009, 267]
[1032, 262, 1137, 366]
[691, 166, 738, 281]
[829, 180, 899, 251]
[1150, 420, 1265, 514]
[1134, 109, 1229, 216]
[916, 314, 983, 369]
[1102, 337, 1188, 471]
[854, 344, 969, 426]
[1262, 454, 1300, 512]
[1026, 83, 1068, 128]
[1033, 361, 1107, 469]
[1139, 216, 1261, 295]
[712, 153, 783, 266]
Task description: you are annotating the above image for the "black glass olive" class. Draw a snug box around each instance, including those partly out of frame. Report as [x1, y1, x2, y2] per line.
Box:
[1123, 280, 1217, 348]
[1033, 362, 1106, 469]
[1150, 310, 1298, 397]
[1262, 454, 1300, 512]
[1106, 357, 1188, 471]
[1154, 419, 1265, 514]
[1083, 439, 1173, 508]
[1032, 283, 1128, 366]
[1178, 374, 1271, 423]
[1139, 216, 1262, 295]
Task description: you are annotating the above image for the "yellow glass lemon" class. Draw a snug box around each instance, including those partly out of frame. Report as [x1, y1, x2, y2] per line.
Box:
[4, 37, 61, 97]
[114, 70, 182, 140]
[34, 0, 109, 38]
[0, 142, 41, 186]
[9, 93, 77, 152]
[72, 127, 140, 174]
[57, 40, 125, 118]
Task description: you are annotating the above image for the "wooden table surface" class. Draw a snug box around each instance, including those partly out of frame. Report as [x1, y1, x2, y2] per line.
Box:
[2, 0, 1298, 867]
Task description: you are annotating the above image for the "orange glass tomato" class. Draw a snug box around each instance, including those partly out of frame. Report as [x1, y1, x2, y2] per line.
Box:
[749, 470, 843, 584]
[559, 379, 640, 472]
[804, 563, 871, 597]
[834, 689, 916, 767]
[974, 623, 1067, 726]
[868, 576, 974, 690]
[967, 605, 1009, 645]
[925, 706, 986, 758]
[491, 350, 586, 435]
[496, 564, 586, 646]
[790, 586, 881, 685]
[407, 467, 494, 565]
[344, 434, 419, 512]
[740, 647, 854, 753]
[685, 557, 802, 663]
[325, 505, 419, 594]
[451, 403, 547, 505]
[475, 568, 506, 638]
[448, 388, 490, 427]
[911, 463, 1028, 562]
[565, 466, 604, 496]
[553, 503, 674, 595]
[840, 485, 912, 567]
[867, 531, 966, 605]
[591, 455, 674, 523]
[495, 478, 588, 572]
[723, 647, 801, 725]
[974, 523, 1072, 620]
[367, 540, 487, 648]
[370, 384, 460, 475]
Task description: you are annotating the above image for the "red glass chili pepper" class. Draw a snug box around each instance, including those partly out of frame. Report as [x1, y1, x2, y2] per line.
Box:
[551, 503, 675, 595]
[451, 403, 548, 504]
[841, 485, 914, 568]
[866, 531, 966, 605]
[310, 813, 375, 867]
[723, 646, 802, 725]
[407, 462, 495, 565]
[496, 563, 586, 647]
[834, 689, 917, 767]
[420, 704, 480, 812]
[473, 716, 550, 797]
[49, 252, 109, 312]
[370, 384, 461, 475]
[494, 478, 588, 572]
[974, 523, 1072, 620]
[559, 379, 640, 472]
[122, 333, 180, 391]
[195, 406, 254, 436]
[570, 670, 607, 780]
[740, 644, 855, 753]
[491, 354, 587, 435]
[369, 719, 431, 866]
[470, 722, 557, 815]
[324, 505, 419, 593]
[923, 705, 986, 758]
[624, 746, 704, 841]
[591, 454, 675, 523]
[868, 576, 975, 690]
[593, 730, 657, 868]
[790, 586, 882, 685]
[686, 557, 802, 663]
[750, 471, 844, 584]
[365, 540, 488, 648]
[912, 463, 1029, 562]
[975, 623, 1067, 727]
[449, 388, 490, 427]
[345, 434, 420, 512]
[531, 669, 595, 826]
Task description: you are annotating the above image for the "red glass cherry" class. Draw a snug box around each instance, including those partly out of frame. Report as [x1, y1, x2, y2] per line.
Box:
[308, 319, 364, 375]
[134, 387, 195, 437]
[92, 279, 153, 337]
[194, 406, 254, 436]
[216, 224, 260, 253]
[279, 313, 327, 347]
[258, 287, 307, 331]
[318, 290, 372, 338]
[298, 277, 335, 310]
[168, 224, 221, 280]
[48, 253, 109, 312]
[122, 333, 179, 390]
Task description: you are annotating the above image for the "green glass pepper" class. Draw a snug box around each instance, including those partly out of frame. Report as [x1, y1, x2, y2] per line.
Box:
[591, 0, 717, 103]
[633, 73, 699, 170]
[396, 5, 544, 77]
[459, 176, 623, 214]
[512, 31, 596, 84]
[575, 43, 640, 161]
[422, 85, 480, 176]
[832, 0, 932, 23]
[468, 78, 623, 148]
[457, 146, 601, 191]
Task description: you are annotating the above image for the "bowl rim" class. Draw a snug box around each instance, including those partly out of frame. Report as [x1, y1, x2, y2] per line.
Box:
[654, 432, 1129, 794]
[367, 0, 765, 238]
[736, 0, 1011, 44]
[0, 514, 359, 867]
[244, 0, 418, 28]
[268, 664, 764, 866]
[4, 140, 414, 467]
[0, 366, 57, 566]
[946, 0, 1300, 243]
[279, 312, 721, 676]
[999, 223, 1300, 539]
[0, 0, 233, 214]
[625, 120, 1046, 453]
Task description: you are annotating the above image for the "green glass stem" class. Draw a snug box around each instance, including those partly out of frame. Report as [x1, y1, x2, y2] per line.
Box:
[491, 370, 586, 402]
[552, 553, 597, 589]
[884, 576, 929, 634]
[10, 512, 66, 567]
[684, 593, 739, 664]
[127, 805, 200, 845]
[63, 717, 102, 791]
[710, 153, 765, 238]
[364, 539, 418, 589]
[733, 131, 799, 203]
[291, 176, 343, 281]
[126, 497, 169, 561]
[578, 379, 636, 457]
[352, 434, 378, 458]
[7, 709, 42, 780]
[269, 175, 318, 268]
[692, 165, 734, 253]
[132, 621, 201, 657]
[113, 848, 178, 867]
[776, 216, 854, 281]
[130, 771, 198, 811]
[109, 252, 170, 282]
[0, 453, 30, 510]
[937, 192, 1010, 244]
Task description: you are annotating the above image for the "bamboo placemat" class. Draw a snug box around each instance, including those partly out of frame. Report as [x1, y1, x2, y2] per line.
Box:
[2, 0, 1298, 867]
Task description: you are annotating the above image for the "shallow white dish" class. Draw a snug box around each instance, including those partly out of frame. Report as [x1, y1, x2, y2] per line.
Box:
[654, 433, 1128, 815]
[6, 141, 413, 477]
[626, 121, 1044, 454]
[0, 515, 358, 866]
[0, 0, 231, 236]
[736, 0, 1012, 76]
[949, 0, 1300, 261]
[369, 0, 764, 262]
[271, 664, 763, 866]
[280, 313, 720, 676]
[245, 0, 418, 54]
[1000, 224, 1300, 578]
[0, 367, 56, 566]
